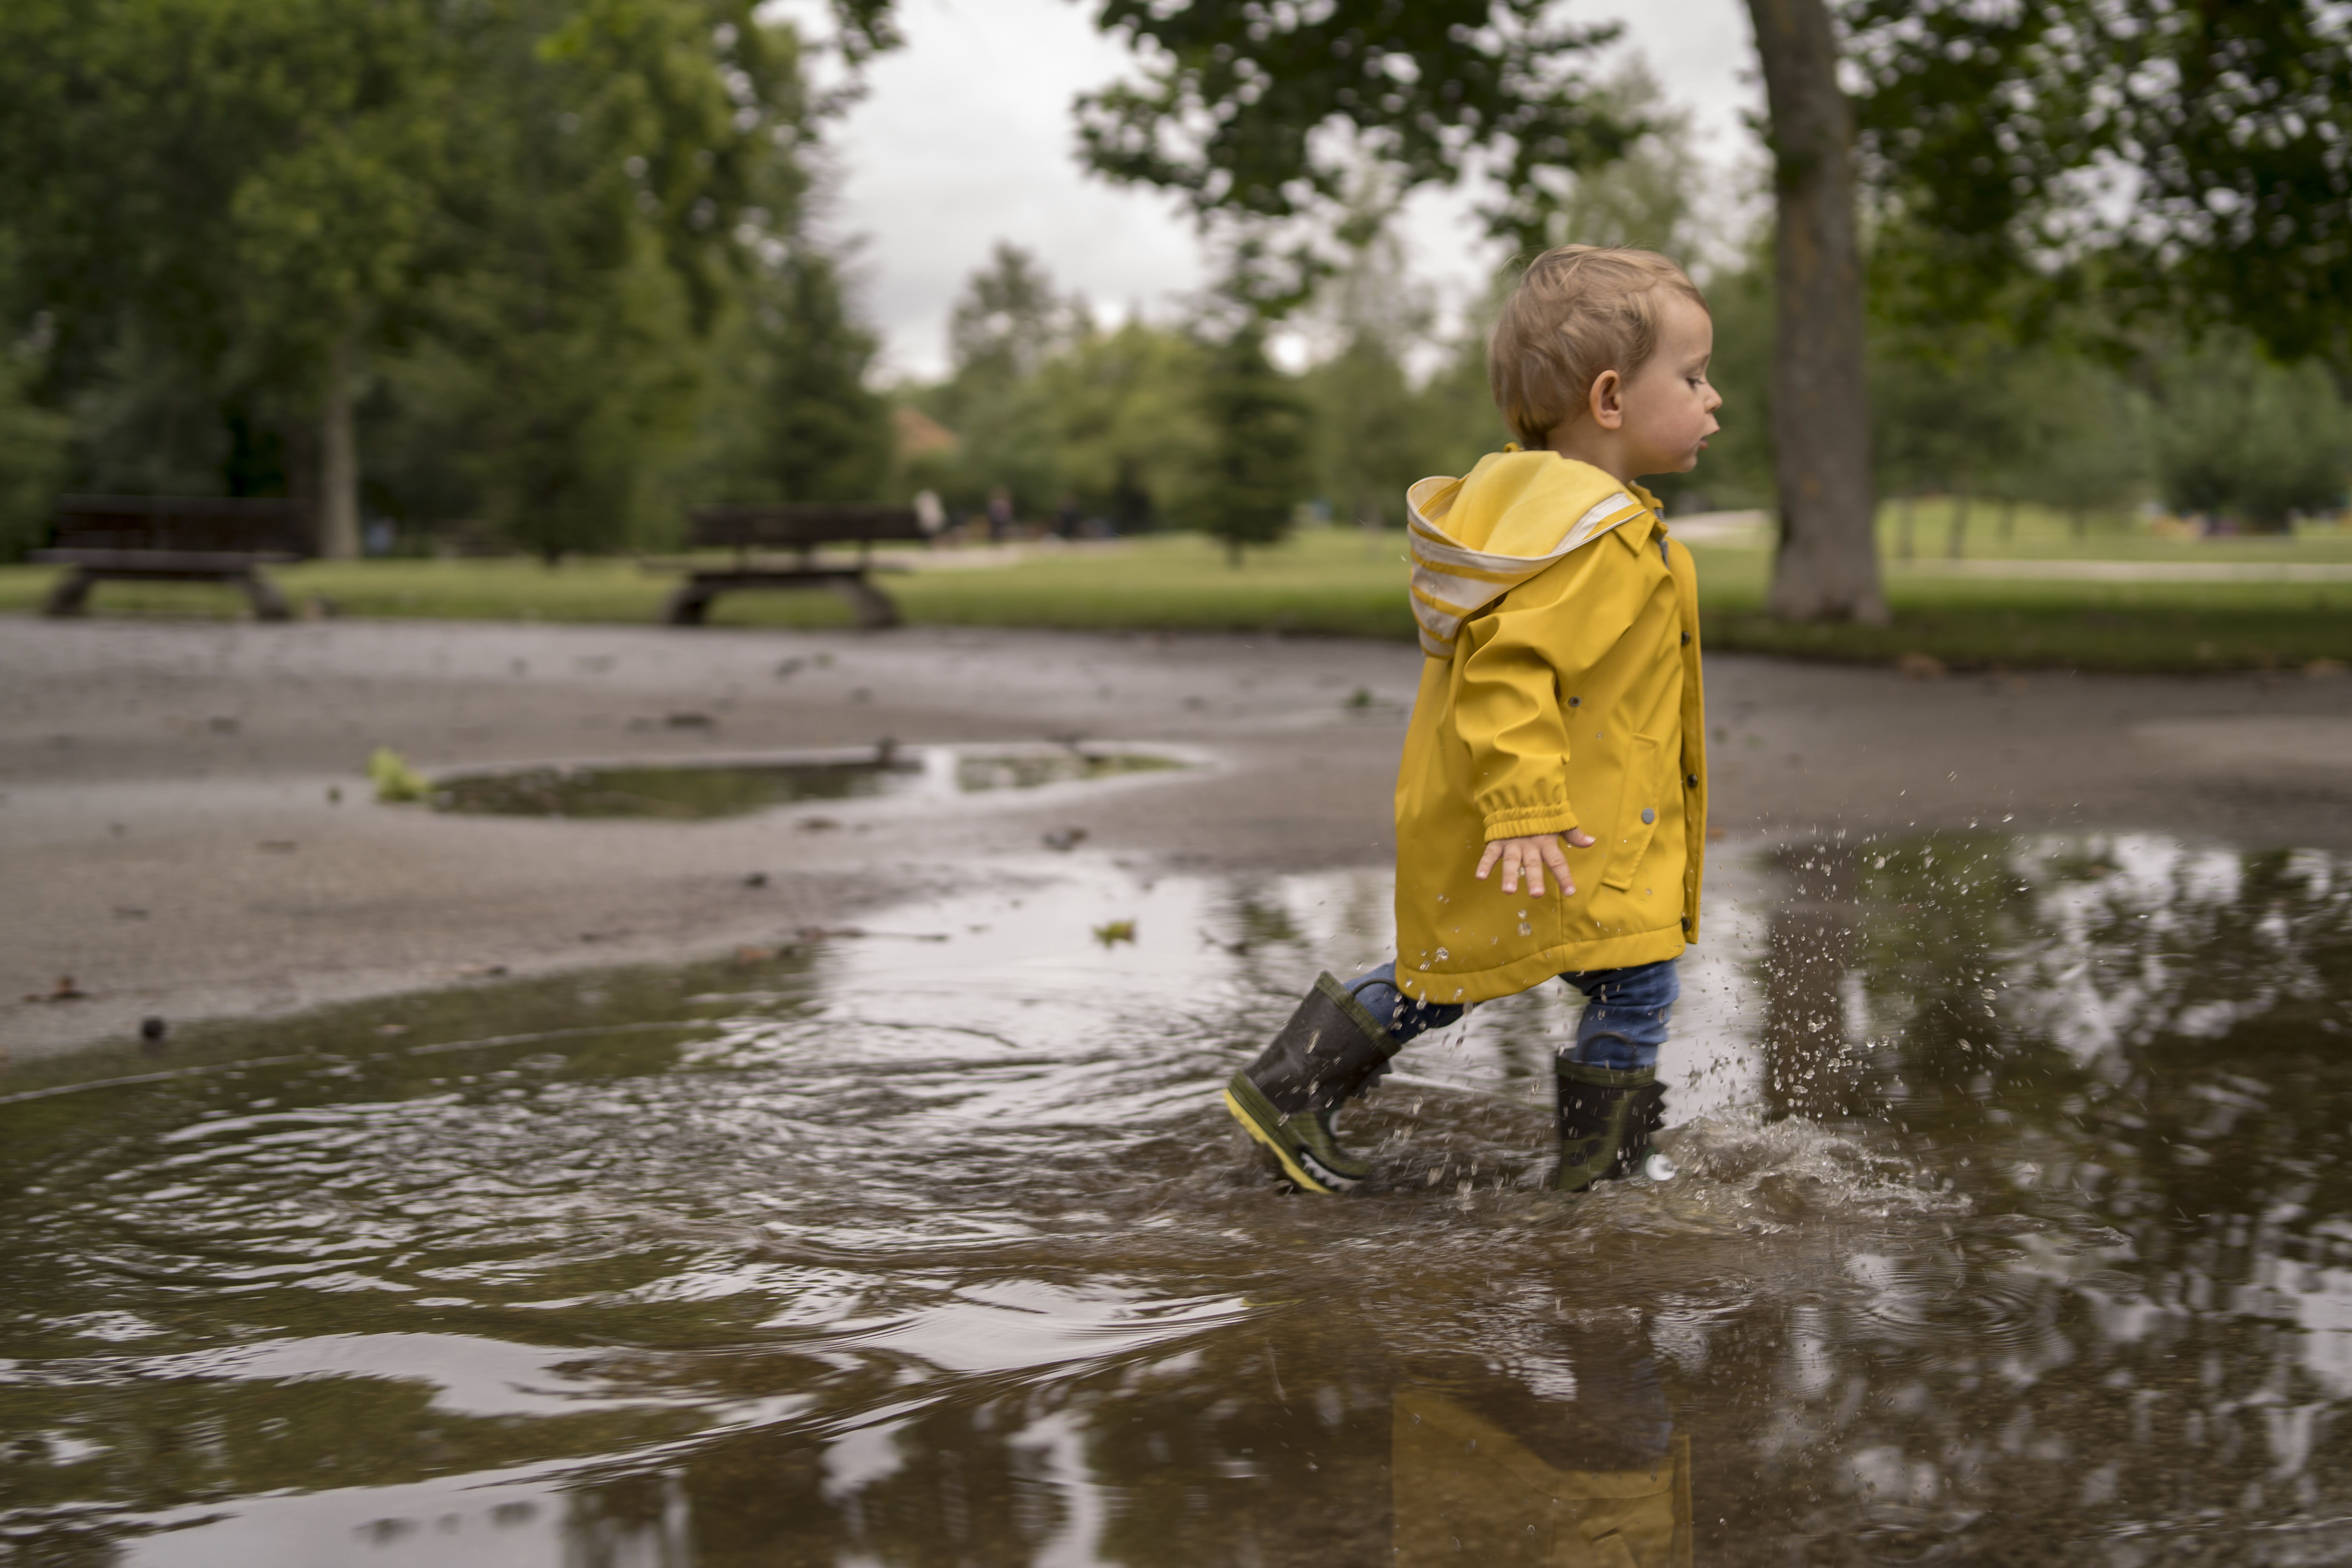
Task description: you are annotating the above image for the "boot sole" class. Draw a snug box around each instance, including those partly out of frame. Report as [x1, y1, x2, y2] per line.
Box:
[1221, 1088, 1351, 1195]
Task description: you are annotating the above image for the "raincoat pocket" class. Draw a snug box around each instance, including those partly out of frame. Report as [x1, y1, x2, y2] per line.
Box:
[1599, 734, 1663, 892]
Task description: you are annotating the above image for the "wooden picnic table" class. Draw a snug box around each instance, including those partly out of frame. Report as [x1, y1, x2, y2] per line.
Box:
[659, 504, 929, 628]
[32, 495, 311, 620]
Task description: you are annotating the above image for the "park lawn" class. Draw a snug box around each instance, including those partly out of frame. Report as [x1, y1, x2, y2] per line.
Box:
[2, 529, 2346, 672]
[1866, 496, 2352, 562]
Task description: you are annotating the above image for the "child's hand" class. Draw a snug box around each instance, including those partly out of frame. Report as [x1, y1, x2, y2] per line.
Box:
[1475, 829, 1598, 897]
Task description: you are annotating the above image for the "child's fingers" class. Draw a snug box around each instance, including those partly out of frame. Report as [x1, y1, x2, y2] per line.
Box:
[1475, 842, 1503, 881]
[1564, 827, 1597, 849]
[1543, 837, 1576, 898]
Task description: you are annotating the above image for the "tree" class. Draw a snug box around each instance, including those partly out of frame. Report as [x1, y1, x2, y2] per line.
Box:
[1077, 1, 1635, 309]
[0, 342, 69, 561]
[2150, 337, 2349, 530]
[1847, 1, 2352, 379]
[1062, 0, 1894, 621]
[1190, 324, 1311, 565]
[0, 0, 821, 557]
[918, 244, 1089, 518]
[1745, 0, 1882, 619]
[1041, 320, 1213, 533]
[1300, 185, 1433, 531]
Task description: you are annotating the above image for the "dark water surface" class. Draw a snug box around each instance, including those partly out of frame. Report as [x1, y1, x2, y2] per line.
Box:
[428, 747, 1184, 820]
[4, 835, 2350, 1565]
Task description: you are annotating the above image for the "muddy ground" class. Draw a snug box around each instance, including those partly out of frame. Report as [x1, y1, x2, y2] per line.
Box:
[6, 616, 2349, 1060]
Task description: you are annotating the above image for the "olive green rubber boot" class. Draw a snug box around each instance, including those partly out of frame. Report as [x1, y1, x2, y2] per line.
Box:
[1222, 972, 1402, 1194]
[1552, 1062, 1673, 1193]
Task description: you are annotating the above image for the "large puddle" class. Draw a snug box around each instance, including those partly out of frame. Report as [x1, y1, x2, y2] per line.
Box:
[427, 746, 1186, 820]
[4, 834, 2351, 1563]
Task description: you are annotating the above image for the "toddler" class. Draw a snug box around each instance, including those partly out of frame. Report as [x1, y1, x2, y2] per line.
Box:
[1222, 245, 1719, 1194]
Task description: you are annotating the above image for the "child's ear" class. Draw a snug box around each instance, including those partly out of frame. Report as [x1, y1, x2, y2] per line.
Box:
[1589, 368, 1625, 430]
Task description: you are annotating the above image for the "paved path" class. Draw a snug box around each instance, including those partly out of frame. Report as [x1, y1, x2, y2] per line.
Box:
[1888, 557, 2352, 582]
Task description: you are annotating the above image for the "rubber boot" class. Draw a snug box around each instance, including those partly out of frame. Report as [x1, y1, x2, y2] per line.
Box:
[1552, 1062, 1673, 1192]
[1222, 972, 1401, 1194]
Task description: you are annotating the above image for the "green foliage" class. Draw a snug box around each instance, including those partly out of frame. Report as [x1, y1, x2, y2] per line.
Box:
[1487, 60, 1702, 260]
[0, 0, 853, 559]
[1039, 322, 1212, 533]
[1680, 255, 1776, 512]
[911, 245, 1083, 518]
[1189, 324, 1311, 564]
[2148, 337, 2351, 529]
[738, 252, 894, 506]
[1847, 0, 2352, 371]
[1078, 0, 1635, 244]
[908, 247, 1211, 532]
[1298, 197, 1435, 528]
[0, 343, 69, 560]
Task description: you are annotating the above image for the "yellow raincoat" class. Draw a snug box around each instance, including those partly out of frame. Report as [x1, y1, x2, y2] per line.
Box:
[1393, 449, 1707, 1005]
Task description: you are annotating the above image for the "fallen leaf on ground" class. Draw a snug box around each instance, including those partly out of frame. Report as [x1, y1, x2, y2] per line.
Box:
[370, 747, 430, 803]
[1093, 919, 1137, 947]
[1897, 651, 1946, 679]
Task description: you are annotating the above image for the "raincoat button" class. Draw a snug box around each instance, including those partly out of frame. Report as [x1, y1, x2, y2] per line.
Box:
[1685, 773, 1697, 788]
[1680, 631, 1691, 645]
[1640, 807, 1655, 825]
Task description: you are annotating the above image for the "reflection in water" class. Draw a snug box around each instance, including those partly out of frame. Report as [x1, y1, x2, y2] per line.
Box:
[1395, 1325, 1690, 1566]
[3, 835, 2351, 1563]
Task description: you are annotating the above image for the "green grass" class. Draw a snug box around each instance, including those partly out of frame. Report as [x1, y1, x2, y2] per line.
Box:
[4, 527, 2347, 672]
[1867, 496, 2352, 562]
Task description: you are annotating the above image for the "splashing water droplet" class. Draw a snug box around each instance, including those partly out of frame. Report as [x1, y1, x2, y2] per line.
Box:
[1518, 922, 1533, 936]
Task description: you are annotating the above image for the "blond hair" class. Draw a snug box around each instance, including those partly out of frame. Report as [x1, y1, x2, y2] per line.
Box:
[1488, 245, 1708, 449]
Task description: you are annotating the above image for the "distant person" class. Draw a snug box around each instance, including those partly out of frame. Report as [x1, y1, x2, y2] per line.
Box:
[985, 486, 1014, 542]
[912, 489, 946, 539]
[1222, 245, 1720, 1195]
[1053, 493, 1082, 539]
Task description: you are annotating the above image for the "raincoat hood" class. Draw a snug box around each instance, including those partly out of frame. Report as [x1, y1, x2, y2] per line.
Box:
[1406, 449, 1661, 659]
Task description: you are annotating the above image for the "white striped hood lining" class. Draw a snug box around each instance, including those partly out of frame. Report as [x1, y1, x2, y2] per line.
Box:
[1405, 474, 1651, 658]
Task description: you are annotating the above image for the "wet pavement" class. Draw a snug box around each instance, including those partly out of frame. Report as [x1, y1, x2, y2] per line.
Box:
[6, 831, 2350, 1565]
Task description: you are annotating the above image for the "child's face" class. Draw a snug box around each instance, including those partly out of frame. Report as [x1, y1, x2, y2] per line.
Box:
[1615, 296, 1722, 477]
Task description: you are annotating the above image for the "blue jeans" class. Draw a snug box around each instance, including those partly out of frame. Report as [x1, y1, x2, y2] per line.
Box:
[1345, 958, 1678, 1073]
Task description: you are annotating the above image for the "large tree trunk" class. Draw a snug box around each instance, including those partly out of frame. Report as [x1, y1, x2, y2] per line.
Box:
[1748, 0, 1886, 624]
[316, 334, 361, 560]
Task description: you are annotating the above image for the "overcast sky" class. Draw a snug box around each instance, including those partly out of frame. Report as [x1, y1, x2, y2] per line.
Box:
[803, 0, 1761, 382]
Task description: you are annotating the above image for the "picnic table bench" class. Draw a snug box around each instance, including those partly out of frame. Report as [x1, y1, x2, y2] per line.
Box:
[32, 495, 311, 620]
[659, 504, 928, 628]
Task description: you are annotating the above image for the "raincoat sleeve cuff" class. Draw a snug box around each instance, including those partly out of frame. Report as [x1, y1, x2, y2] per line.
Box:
[1480, 803, 1579, 841]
